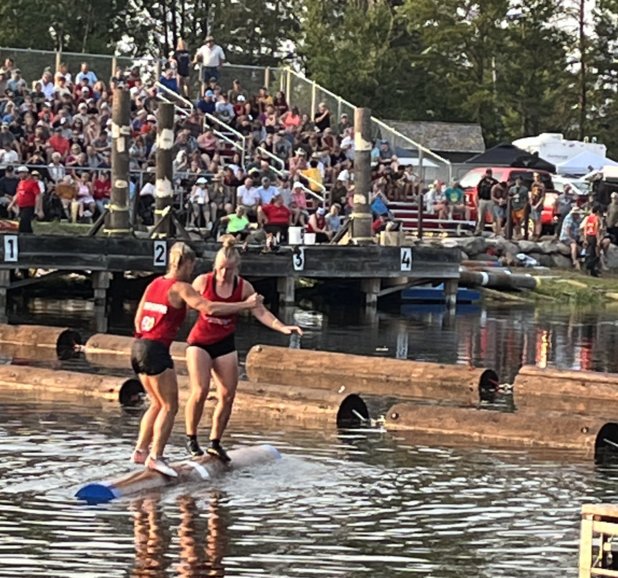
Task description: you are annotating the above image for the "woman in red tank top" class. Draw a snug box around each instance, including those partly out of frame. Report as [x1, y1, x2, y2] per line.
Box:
[131, 241, 262, 477]
[184, 235, 303, 462]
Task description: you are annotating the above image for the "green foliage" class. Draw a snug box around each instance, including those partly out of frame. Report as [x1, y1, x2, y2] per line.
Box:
[1, 0, 617, 156]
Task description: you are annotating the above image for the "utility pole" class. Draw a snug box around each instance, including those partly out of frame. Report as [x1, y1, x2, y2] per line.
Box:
[350, 108, 373, 244]
[105, 88, 131, 236]
[578, 0, 587, 141]
[154, 102, 175, 237]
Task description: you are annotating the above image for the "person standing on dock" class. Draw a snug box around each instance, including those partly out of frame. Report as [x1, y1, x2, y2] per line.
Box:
[184, 235, 303, 463]
[7, 166, 43, 233]
[131, 242, 263, 477]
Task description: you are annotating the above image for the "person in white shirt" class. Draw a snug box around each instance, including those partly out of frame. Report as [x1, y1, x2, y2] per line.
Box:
[40, 71, 55, 101]
[236, 176, 260, 219]
[193, 36, 226, 83]
[75, 62, 98, 86]
[0, 145, 19, 170]
[188, 176, 210, 229]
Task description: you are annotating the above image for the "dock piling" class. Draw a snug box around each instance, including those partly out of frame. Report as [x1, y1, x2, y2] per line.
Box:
[154, 102, 175, 237]
[276, 276, 295, 306]
[0, 270, 9, 323]
[350, 108, 373, 244]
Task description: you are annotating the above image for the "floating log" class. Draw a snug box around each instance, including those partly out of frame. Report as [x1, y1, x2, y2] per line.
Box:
[75, 444, 281, 504]
[513, 366, 618, 417]
[0, 363, 371, 428]
[83, 333, 187, 368]
[246, 345, 499, 405]
[459, 270, 537, 291]
[0, 323, 81, 360]
[386, 402, 618, 458]
[0, 365, 143, 406]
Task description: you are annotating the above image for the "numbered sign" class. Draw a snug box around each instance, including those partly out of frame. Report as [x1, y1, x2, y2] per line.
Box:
[153, 240, 167, 267]
[3, 235, 18, 263]
[400, 247, 412, 272]
[292, 247, 305, 272]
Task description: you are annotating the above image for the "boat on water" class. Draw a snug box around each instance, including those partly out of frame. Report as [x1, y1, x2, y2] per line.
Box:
[401, 283, 481, 304]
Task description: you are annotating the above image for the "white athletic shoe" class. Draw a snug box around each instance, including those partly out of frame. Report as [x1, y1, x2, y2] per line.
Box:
[145, 455, 178, 478]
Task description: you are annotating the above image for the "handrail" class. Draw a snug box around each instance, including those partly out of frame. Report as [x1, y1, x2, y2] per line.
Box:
[155, 81, 194, 111]
[156, 93, 190, 118]
[256, 146, 285, 172]
[203, 113, 247, 167]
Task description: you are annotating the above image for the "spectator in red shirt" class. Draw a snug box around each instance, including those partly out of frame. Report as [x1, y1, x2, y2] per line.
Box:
[93, 170, 111, 215]
[8, 165, 43, 233]
[258, 192, 291, 241]
[48, 126, 70, 158]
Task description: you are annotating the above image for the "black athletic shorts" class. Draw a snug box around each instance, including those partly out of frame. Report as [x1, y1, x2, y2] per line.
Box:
[188, 333, 236, 360]
[131, 338, 174, 376]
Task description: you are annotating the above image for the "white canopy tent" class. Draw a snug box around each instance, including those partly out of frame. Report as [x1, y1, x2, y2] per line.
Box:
[557, 150, 618, 176]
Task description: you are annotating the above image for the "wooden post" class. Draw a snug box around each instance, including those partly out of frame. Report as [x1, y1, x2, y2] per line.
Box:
[351, 108, 373, 244]
[360, 278, 380, 307]
[0, 270, 10, 324]
[92, 271, 111, 307]
[444, 278, 458, 310]
[154, 102, 175, 237]
[276, 276, 295, 306]
[578, 513, 593, 578]
[505, 192, 513, 240]
[417, 149, 425, 240]
[106, 88, 131, 236]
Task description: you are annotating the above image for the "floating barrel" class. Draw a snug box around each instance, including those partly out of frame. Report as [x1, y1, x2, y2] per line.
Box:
[513, 366, 618, 417]
[0, 323, 81, 360]
[385, 402, 618, 458]
[75, 444, 281, 504]
[246, 345, 499, 405]
[0, 365, 143, 406]
[83, 333, 187, 369]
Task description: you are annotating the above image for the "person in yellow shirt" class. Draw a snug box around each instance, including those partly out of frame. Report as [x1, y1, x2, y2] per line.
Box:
[300, 156, 323, 194]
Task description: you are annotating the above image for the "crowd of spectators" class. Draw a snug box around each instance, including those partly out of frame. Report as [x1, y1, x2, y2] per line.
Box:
[0, 41, 420, 242]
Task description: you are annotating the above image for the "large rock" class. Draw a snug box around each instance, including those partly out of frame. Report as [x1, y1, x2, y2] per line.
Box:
[539, 240, 560, 254]
[455, 236, 488, 257]
[555, 242, 571, 256]
[552, 254, 573, 269]
[517, 240, 539, 253]
[486, 237, 519, 258]
[528, 252, 553, 267]
[606, 245, 618, 270]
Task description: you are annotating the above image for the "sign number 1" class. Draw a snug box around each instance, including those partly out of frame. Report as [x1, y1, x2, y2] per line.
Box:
[400, 247, 412, 272]
[3, 235, 18, 263]
[153, 241, 167, 267]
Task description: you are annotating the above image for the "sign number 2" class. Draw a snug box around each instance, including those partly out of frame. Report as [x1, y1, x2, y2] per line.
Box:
[153, 241, 167, 267]
[400, 247, 412, 272]
[3, 235, 18, 263]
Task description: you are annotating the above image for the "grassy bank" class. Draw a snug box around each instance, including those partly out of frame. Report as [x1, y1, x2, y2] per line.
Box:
[32, 221, 92, 236]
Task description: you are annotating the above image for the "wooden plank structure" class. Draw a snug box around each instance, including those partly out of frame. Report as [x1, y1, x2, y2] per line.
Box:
[0, 235, 461, 309]
[245, 345, 500, 406]
[75, 444, 281, 504]
[579, 504, 618, 577]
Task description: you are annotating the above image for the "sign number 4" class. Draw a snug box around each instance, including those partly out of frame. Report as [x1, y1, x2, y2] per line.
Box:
[400, 247, 412, 272]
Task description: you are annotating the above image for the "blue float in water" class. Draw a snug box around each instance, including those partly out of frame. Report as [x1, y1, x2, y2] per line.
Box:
[75, 483, 118, 504]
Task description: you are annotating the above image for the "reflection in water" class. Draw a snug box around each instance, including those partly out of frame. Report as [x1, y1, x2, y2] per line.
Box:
[131, 493, 227, 578]
[7, 297, 618, 383]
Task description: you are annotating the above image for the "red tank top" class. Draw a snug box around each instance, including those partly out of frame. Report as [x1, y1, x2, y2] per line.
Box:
[135, 276, 187, 348]
[307, 214, 325, 233]
[584, 214, 599, 237]
[187, 273, 244, 346]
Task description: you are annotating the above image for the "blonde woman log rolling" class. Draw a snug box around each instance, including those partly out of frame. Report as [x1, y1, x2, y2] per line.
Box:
[185, 235, 303, 462]
[131, 242, 262, 477]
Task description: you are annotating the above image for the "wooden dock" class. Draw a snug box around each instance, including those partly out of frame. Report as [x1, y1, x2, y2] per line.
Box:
[580, 504, 618, 577]
[0, 234, 461, 315]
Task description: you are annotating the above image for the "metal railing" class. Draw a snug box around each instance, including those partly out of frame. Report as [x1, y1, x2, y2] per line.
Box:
[203, 113, 247, 168]
[155, 82, 194, 117]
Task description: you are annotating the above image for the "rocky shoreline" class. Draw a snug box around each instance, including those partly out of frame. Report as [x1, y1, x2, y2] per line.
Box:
[436, 236, 618, 271]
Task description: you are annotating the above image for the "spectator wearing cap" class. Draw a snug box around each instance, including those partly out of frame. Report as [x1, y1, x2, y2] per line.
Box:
[258, 192, 292, 241]
[193, 35, 226, 83]
[232, 94, 247, 118]
[75, 62, 98, 87]
[196, 90, 216, 115]
[307, 206, 331, 243]
[0, 165, 18, 217]
[8, 166, 43, 233]
[290, 181, 309, 225]
[187, 176, 210, 229]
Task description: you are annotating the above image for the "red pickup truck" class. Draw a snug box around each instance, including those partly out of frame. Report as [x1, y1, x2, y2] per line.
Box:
[459, 167, 558, 234]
